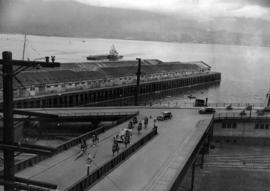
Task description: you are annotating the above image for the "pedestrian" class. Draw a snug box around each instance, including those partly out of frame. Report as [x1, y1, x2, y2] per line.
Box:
[92, 133, 99, 146]
[128, 120, 133, 129]
[112, 141, 119, 156]
[144, 117, 148, 129]
[81, 139, 87, 153]
[138, 122, 142, 134]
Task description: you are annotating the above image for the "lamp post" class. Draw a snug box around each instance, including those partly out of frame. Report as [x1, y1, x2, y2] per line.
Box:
[135, 58, 141, 106]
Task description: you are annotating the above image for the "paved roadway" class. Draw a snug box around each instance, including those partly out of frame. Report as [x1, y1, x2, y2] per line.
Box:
[87, 108, 211, 191]
[2, 107, 212, 191]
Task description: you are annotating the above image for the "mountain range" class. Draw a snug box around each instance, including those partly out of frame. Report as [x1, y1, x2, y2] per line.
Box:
[1, 0, 270, 47]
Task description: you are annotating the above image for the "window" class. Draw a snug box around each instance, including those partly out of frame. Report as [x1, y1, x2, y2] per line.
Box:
[223, 123, 237, 129]
[255, 124, 259, 129]
[255, 124, 269, 130]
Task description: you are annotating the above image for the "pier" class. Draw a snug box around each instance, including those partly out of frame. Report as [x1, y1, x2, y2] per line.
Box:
[11, 72, 221, 108]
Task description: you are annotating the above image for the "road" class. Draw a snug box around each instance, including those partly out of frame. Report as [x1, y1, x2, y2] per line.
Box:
[89, 108, 211, 191]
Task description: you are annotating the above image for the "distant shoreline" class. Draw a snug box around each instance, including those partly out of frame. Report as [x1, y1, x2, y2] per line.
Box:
[1, 32, 270, 49]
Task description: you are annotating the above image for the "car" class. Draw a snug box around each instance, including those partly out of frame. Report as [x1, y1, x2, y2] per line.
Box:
[157, 111, 173, 121]
[246, 105, 252, 111]
[240, 110, 246, 116]
[115, 128, 132, 143]
[256, 109, 265, 115]
[263, 107, 270, 112]
[225, 104, 233, 110]
[198, 107, 216, 114]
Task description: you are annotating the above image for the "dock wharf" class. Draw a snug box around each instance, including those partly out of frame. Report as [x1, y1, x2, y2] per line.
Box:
[10, 72, 220, 109]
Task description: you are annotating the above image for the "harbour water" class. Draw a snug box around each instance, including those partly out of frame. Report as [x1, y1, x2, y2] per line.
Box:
[1, 33, 270, 105]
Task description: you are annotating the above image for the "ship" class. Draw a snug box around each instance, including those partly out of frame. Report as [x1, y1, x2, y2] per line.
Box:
[86, 45, 123, 61]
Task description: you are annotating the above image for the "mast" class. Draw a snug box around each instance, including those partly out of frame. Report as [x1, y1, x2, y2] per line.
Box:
[109, 44, 118, 56]
[22, 34, 27, 60]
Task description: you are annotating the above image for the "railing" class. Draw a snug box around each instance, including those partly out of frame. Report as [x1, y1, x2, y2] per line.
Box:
[140, 101, 264, 109]
[65, 127, 158, 191]
[168, 117, 214, 191]
[213, 112, 270, 121]
[208, 102, 264, 108]
[57, 111, 138, 117]
[0, 111, 139, 173]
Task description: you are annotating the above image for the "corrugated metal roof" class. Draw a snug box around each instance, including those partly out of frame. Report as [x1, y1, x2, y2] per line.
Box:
[1, 61, 204, 89]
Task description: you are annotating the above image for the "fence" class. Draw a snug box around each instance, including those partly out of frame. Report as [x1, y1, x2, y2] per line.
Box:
[213, 112, 270, 121]
[57, 111, 137, 117]
[208, 102, 264, 108]
[65, 127, 158, 191]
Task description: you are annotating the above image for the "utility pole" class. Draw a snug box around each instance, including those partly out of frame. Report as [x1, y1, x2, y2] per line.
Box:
[22, 34, 27, 60]
[135, 58, 141, 106]
[0, 51, 60, 191]
[2, 51, 14, 191]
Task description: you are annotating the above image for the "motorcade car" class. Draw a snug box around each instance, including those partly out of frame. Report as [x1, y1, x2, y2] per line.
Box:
[246, 105, 252, 111]
[240, 110, 246, 116]
[157, 111, 173, 121]
[225, 104, 233, 110]
[198, 107, 216, 114]
[256, 109, 265, 116]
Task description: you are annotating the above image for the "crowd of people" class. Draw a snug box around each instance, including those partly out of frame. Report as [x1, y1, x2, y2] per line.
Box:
[112, 116, 152, 156]
[78, 115, 157, 168]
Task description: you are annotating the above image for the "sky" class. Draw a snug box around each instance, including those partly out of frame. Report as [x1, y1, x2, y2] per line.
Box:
[72, 0, 270, 21]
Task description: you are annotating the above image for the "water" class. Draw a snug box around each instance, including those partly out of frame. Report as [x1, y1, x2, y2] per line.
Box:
[1, 33, 270, 104]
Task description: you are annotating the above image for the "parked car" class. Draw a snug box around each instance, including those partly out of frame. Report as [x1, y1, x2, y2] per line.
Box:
[263, 107, 270, 112]
[157, 111, 173, 121]
[256, 109, 265, 116]
[246, 105, 252, 111]
[225, 104, 233, 110]
[240, 110, 246, 116]
[198, 107, 216, 114]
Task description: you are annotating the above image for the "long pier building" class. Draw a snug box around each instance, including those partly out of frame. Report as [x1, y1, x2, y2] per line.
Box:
[1, 59, 220, 108]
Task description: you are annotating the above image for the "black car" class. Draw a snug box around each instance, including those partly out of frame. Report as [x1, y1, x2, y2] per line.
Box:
[240, 110, 246, 116]
[198, 107, 216, 114]
[157, 111, 173, 121]
[256, 109, 265, 116]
